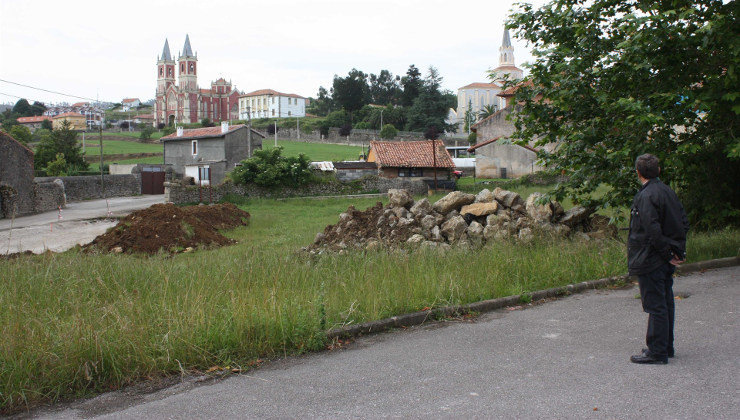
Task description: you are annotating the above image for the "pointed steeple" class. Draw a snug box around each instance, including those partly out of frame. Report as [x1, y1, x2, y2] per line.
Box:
[182, 34, 194, 57]
[502, 29, 511, 48]
[160, 39, 172, 61]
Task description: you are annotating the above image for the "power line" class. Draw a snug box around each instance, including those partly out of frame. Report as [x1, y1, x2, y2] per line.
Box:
[0, 78, 100, 102]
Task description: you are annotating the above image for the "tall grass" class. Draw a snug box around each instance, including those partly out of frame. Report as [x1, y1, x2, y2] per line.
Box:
[1, 195, 737, 413]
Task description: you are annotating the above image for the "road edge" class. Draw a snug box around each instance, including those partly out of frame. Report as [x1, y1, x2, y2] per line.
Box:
[326, 256, 739, 339]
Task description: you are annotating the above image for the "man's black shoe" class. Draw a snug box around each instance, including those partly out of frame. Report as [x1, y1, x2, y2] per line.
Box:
[631, 351, 668, 364]
[642, 347, 674, 358]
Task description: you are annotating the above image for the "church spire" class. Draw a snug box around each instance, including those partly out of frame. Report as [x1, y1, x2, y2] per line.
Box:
[499, 28, 515, 66]
[160, 38, 172, 61]
[182, 34, 194, 58]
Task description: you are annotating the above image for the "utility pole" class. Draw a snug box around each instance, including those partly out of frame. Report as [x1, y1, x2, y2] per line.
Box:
[296, 117, 300, 141]
[247, 106, 252, 157]
[274, 120, 277, 147]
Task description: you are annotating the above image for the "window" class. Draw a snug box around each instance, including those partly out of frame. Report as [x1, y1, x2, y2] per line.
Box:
[181, 64, 184, 72]
[198, 166, 210, 181]
[191, 140, 198, 155]
[271, 109, 275, 116]
[398, 168, 423, 177]
[288, 111, 291, 116]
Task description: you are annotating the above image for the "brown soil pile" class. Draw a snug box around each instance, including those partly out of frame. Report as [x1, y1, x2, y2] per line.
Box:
[309, 201, 418, 252]
[86, 203, 250, 255]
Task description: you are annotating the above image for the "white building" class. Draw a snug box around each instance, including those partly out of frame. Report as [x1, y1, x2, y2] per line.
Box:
[121, 98, 141, 112]
[238, 89, 306, 119]
[451, 28, 524, 133]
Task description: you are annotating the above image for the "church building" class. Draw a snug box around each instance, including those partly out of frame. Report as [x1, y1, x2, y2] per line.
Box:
[154, 35, 241, 127]
[451, 29, 524, 133]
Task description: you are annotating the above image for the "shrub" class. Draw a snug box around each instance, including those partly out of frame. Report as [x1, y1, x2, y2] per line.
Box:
[339, 124, 352, 137]
[468, 132, 477, 145]
[9, 125, 32, 145]
[139, 125, 156, 141]
[267, 124, 279, 135]
[44, 153, 68, 177]
[229, 147, 312, 188]
[379, 124, 398, 140]
[201, 118, 215, 127]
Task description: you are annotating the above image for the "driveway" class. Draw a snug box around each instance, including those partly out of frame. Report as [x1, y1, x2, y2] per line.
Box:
[31, 266, 739, 419]
[1, 195, 164, 254]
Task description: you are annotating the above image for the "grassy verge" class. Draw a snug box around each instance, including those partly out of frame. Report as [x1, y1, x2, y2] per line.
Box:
[81, 139, 162, 156]
[1, 194, 737, 413]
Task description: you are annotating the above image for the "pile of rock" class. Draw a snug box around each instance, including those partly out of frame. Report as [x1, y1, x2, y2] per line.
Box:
[307, 188, 616, 253]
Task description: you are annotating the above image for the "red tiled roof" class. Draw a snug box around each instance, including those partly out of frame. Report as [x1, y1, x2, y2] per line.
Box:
[122, 98, 139, 103]
[161, 124, 245, 141]
[467, 136, 538, 153]
[240, 89, 306, 99]
[370, 140, 455, 169]
[493, 65, 523, 72]
[17, 116, 52, 123]
[133, 114, 154, 119]
[498, 80, 534, 97]
[53, 112, 85, 118]
[459, 82, 501, 90]
[71, 102, 88, 107]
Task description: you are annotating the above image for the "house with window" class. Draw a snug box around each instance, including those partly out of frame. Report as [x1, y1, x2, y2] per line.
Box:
[52, 112, 87, 130]
[367, 140, 455, 179]
[160, 122, 264, 185]
[16, 116, 53, 131]
[121, 98, 141, 112]
[238, 89, 306, 119]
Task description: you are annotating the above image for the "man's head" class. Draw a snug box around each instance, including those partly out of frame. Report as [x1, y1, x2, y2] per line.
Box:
[635, 153, 660, 180]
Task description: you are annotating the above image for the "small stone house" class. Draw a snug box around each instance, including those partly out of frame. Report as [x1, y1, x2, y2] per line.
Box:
[367, 140, 455, 179]
[16, 116, 53, 131]
[160, 122, 264, 185]
[0, 130, 36, 217]
[333, 161, 378, 182]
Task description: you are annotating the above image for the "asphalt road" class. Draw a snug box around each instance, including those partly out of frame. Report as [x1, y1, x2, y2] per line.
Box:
[0, 195, 163, 254]
[32, 265, 739, 419]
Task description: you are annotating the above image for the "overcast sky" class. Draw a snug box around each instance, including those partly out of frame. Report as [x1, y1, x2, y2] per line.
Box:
[0, 0, 548, 106]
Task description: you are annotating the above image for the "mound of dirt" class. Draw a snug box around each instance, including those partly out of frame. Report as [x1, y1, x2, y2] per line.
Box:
[86, 203, 250, 255]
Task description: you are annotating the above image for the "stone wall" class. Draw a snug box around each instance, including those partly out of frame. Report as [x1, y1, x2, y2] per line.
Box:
[165, 175, 429, 204]
[35, 174, 142, 202]
[0, 131, 36, 217]
[336, 168, 378, 182]
[34, 179, 66, 213]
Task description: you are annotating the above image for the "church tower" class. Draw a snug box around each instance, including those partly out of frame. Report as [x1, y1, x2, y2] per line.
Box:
[492, 28, 523, 82]
[178, 34, 198, 92]
[156, 39, 175, 95]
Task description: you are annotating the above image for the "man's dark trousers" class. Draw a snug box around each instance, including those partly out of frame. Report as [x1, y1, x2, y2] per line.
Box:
[638, 262, 675, 359]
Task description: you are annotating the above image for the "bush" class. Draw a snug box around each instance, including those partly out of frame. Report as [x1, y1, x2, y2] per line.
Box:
[201, 118, 215, 127]
[161, 126, 175, 136]
[267, 124, 279, 135]
[229, 147, 313, 189]
[339, 124, 352, 137]
[379, 124, 398, 140]
[9, 125, 32, 145]
[44, 153, 68, 177]
[139, 125, 156, 141]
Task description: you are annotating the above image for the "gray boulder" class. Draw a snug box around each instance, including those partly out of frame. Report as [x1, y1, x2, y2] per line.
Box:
[560, 206, 590, 227]
[466, 221, 484, 246]
[461, 202, 499, 217]
[409, 198, 432, 217]
[407, 234, 425, 244]
[475, 188, 494, 203]
[525, 192, 553, 223]
[388, 189, 414, 208]
[494, 187, 525, 209]
[440, 215, 468, 242]
[421, 214, 437, 231]
[432, 191, 475, 214]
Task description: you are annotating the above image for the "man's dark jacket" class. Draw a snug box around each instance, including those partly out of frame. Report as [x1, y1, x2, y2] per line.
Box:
[628, 178, 689, 276]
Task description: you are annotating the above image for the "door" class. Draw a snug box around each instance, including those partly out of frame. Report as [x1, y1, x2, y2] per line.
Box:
[141, 171, 165, 194]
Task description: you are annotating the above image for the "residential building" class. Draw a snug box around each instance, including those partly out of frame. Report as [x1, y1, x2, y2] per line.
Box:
[238, 89, 306, 119]
[133, 114, 155, 125]
[451, 28, 524, 133]
[160, 122, 264, 185]
[154, 35, 241, 126]
[16, 116, 52, 131]
[121, 98, 141, 111]
[367, 140, 455, 179]
[52, 112, 87, 130]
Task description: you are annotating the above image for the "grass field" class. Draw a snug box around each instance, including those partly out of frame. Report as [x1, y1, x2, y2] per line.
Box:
[105, 131, 165, 140]
[264, 139, 363, 161]
[81, 139, 162, 156]
[2, 187, 738, 413]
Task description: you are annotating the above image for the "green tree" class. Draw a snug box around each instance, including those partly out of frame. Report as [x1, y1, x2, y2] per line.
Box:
[478, 104, 498, 120]
[11, 99, 31, 116]
[200, 118, 215, 127]
[44, 153, 68, 177]
[463, 99, 477, 133]
[380, 124, 398, 139]
[507, 0, 739, 228]
[9, 125, 32, 145]
[332, 69, 370, 119]
[369, 70, 401, 105]
[40, 119, 53, 130]
[400, 64, 423, 107]
[405, 67, 456, 133]
[34, 120, 88, 171]
[468, 132, 477, 145]
[140, 125, 156, 141]
[229, 147, 312, 188]
[307, 86, 335, 117]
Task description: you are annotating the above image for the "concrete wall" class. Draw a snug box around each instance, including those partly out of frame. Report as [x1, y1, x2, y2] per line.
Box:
[474, 142, 543, 179]
[0, 132, 36, 217]
[35, 174, 142, 202]
[336, 168, 378, 182]
[473, 106, 516, 141]
[165, 176, 428, 204]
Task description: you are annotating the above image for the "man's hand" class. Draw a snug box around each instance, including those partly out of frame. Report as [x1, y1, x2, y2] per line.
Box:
[669, 255, 685, 266]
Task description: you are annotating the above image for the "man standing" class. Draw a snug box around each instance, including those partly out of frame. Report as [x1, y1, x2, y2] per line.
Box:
[628, 154, 690, 364]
